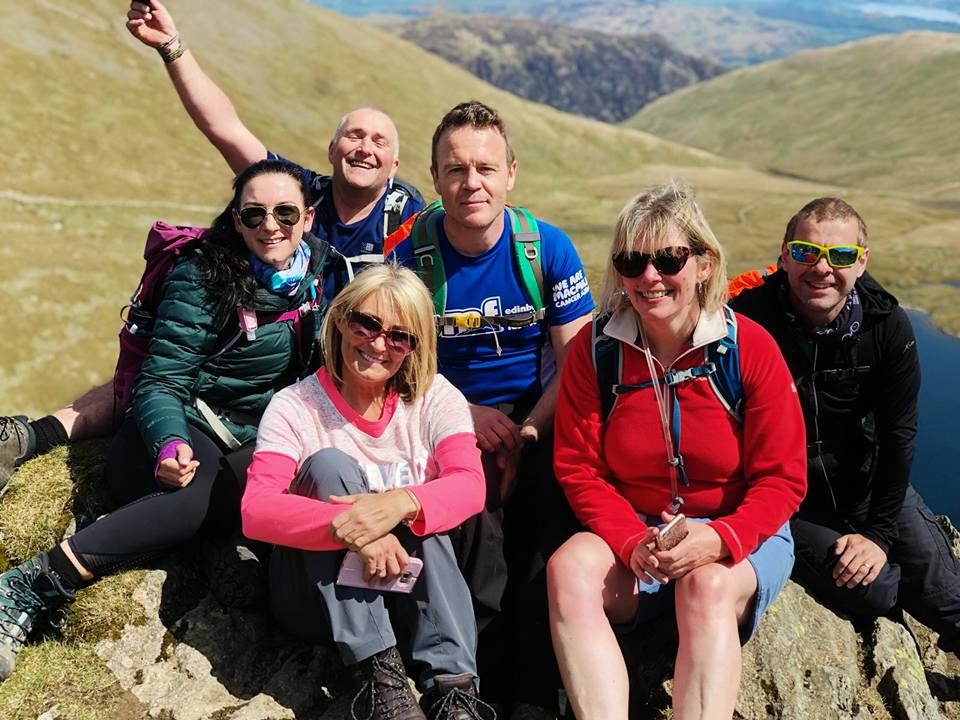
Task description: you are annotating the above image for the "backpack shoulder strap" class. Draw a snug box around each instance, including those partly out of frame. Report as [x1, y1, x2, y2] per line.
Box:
[308, 175, 332, 212]
[382, 178, 424, 238]
[591, 313, 621, 423]
[506, 206, 545, 313]
[705, 306, 744, 421]
[409, 201, 446, 317]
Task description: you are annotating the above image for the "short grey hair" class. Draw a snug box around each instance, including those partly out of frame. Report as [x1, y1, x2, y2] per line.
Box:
[331, 106, 400, 159]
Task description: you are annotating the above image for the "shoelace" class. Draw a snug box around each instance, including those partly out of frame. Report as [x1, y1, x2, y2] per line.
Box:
[427, 687, 497, 720]
[0, 568, 45, 645]
[0, 417, 26, 445]
[350, 654, 419, 720]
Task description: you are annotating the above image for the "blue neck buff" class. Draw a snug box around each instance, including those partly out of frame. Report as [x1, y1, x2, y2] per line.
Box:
[249, 241, 312, 295]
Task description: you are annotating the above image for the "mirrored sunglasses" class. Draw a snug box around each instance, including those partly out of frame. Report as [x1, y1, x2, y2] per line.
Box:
[237, 203, 303, 229]
[612, 246, 693, 278]
[347, 310, 418, 354]
[787, 240, 863, 269]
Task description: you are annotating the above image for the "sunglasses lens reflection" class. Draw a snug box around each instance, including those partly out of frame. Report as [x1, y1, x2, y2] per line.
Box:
[238, 205, 302, 229]
[789, 241, 860, 268]
[273, 205, 301, 226]
[348, 311, 417, 353]
[239, 207, 267, 229]
[827, 247, 860, 267]
[613, 247, 691, 278]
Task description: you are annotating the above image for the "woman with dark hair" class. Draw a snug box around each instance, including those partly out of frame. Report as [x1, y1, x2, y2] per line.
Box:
[0, 158, 335, 681]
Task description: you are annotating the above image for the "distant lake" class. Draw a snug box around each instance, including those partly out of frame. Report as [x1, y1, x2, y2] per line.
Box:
[907, 309, 960, 523]
[856, 3, 960, 24]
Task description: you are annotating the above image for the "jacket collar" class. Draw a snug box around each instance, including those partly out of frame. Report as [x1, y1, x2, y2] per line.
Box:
[604, 303, 728, 355]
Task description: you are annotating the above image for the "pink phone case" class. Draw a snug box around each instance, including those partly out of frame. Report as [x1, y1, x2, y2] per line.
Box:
[655, 514, 689, 551]
[336, 551, 423, 593]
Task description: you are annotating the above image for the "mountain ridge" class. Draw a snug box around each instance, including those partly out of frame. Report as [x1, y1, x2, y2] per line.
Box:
[390, 13, 725, 122]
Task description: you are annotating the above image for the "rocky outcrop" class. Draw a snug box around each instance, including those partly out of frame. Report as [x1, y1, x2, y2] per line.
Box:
[390, 14, 725, 122]
[89, 549, 960, 719]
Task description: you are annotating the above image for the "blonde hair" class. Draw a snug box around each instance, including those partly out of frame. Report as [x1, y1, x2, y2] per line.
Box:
[321, 264, 436, 402]
[601, 181, 727, 314]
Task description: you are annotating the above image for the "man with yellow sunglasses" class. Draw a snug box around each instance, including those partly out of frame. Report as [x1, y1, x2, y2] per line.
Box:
[731, 197, 960, 654]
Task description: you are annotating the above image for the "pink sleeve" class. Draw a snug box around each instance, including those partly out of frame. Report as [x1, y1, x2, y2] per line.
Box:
[406, 432, 485, 536]
[240, 450, 351, 551]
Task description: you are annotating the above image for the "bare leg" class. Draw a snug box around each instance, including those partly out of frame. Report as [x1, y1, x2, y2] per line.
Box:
[51, 381, 114, 441]
[672, 560, 758, 720]
[60, 539, 94, 582]
[548, 532, 639, 720]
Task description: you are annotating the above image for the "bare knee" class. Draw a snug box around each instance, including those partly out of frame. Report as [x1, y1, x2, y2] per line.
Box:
[675, 564, 738, 622]
[548, 534, 608, 617]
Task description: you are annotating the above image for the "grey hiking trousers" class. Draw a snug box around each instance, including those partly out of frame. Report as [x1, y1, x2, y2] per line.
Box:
[268, 448, 478, 690]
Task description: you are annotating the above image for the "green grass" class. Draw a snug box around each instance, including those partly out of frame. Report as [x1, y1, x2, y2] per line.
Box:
[3, 2, 959, 418]
[0, 642, 129, 720]
[628, 32, 960, 203]
[0, 438, 146, 719]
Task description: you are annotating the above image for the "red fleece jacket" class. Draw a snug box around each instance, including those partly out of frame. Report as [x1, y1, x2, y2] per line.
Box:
[554, 308, 807, 566]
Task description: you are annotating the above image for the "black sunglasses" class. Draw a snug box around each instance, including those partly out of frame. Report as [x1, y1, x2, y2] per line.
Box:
[612, 246, 694, 278]
[237, 203, 303, 229]
[347, 310, 418, 354]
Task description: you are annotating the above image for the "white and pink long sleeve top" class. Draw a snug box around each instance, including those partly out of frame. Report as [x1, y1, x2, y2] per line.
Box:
[241, 368, 484, 551]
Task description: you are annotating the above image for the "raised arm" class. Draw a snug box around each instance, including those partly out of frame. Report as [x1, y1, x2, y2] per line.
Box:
[126, 0, 267, 174]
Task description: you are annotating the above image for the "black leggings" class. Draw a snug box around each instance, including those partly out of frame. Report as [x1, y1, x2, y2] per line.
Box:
[67, 417, 247, 579]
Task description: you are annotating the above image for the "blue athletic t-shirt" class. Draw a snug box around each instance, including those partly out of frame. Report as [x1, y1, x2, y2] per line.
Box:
[390, 211, 594, 406]
[267, 152, 424, 300]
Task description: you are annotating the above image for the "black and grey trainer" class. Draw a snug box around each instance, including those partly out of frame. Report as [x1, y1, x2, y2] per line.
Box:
[350, 645, 426, 720]
[422, 673, 496, 720]
[0, 416, 33, 490]
[0, 552, 75, 681]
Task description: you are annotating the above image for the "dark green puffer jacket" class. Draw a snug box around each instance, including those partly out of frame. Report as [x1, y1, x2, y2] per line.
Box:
[132, 233, 335, 457]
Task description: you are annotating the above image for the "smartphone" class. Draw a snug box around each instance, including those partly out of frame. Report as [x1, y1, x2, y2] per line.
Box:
[655, 514, 689, 551]
[336, 551, 423, 593]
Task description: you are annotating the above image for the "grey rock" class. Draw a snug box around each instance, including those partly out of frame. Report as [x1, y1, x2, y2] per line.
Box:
[91, 539, 960, 719]
[873, 618, 942, 720]
[95, 566, 341, 719]
[738, 583, 864, 719]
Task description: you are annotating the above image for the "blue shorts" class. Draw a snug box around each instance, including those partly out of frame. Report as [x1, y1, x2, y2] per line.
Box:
[615, 519, 794, 644]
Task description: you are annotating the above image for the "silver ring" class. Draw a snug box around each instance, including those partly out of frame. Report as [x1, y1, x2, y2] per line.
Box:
[862, 564, 872, 571]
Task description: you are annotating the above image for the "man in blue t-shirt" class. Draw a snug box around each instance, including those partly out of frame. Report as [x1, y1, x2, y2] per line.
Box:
[390, 100, 594, 715]
[0, 2, 426, 491]
[124, 1, 424, 300]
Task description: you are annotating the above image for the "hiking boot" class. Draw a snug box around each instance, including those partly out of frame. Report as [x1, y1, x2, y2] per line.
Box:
[421, 673, 497, 720]
[0, 416, 33, 491]
[0, 553, 75, 681]
[349, 645, 426, 720]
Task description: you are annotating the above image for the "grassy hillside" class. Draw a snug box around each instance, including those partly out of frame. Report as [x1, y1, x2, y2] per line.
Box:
[1, 1, 958, 421]
[629, 32, 960, 202]
[0, 0, 721, 416]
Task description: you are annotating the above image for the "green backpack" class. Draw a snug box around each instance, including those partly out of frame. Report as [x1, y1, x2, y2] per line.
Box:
[408, 202, 547, 331]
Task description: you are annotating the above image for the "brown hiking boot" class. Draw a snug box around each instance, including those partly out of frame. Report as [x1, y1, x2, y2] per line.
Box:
[0, 416, 33, 491]
[349, 646, 426, 720]
[421, 673, 497, 720]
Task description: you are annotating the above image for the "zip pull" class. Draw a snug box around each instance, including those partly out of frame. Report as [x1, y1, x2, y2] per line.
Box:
[238, 307, 258, 341]
[668, 496, 684, 514]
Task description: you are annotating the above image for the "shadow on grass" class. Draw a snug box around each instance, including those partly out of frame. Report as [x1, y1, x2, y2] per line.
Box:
[65, 437, 345, 716]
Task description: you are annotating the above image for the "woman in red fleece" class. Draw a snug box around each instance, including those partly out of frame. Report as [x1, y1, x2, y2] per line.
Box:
[548, 183, 806, 720]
